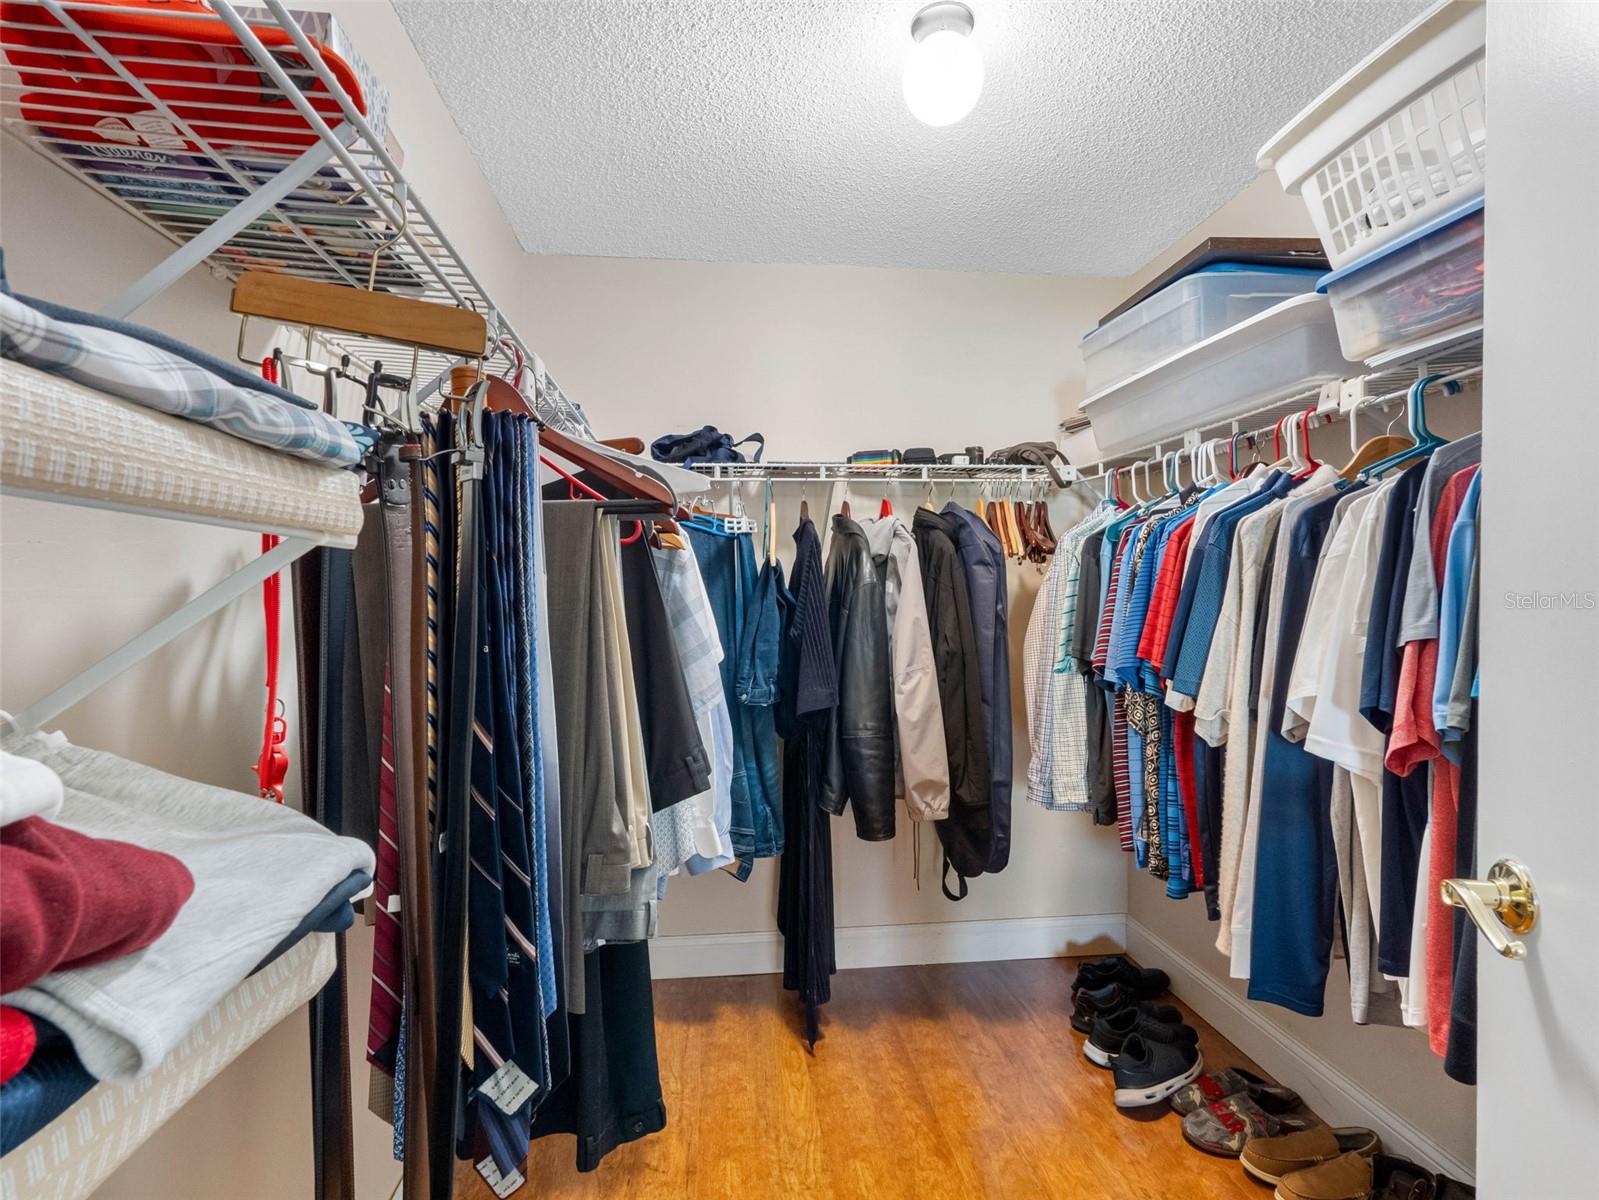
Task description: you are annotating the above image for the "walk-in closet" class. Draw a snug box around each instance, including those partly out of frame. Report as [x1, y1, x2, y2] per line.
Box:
[0, 1, 1594, 1197]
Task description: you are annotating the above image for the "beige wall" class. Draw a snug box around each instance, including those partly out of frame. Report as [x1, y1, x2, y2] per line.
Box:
[503, 252, 1134, 940]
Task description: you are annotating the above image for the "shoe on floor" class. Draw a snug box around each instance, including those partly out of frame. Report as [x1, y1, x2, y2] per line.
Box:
[1274, 1151, 1375, 1200]
[1241, 1126, 1382, 1185]
[1084, 1006, 1197, 1068]
[1181, 1096, 1315, 1158]
[1069, 981, 1129, 1033]
[1169, 1065, 1302, 1115]
[1069, 985, 1181, 1035]
[1111, 1033, 1203, 1108]
[1071, 955, 1171, 1001]
[1371, 1153, 1477, 1200]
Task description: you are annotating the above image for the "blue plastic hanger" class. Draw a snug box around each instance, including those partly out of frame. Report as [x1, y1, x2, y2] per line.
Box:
[1360, 373, 1459, 480]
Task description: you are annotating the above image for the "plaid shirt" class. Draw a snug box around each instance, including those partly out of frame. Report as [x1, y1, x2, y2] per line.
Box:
[1, 292, 365, 467]
[1024, 504, 1118, 811]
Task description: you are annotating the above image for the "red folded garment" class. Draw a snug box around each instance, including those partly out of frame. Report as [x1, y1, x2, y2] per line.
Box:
[0, 816, 195, 994]
[0, 1005, 36, 1084]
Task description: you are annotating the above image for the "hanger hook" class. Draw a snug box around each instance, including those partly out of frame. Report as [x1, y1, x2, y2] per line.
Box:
[1409, 372, 1460, 443]
[364, 186, 412, 292]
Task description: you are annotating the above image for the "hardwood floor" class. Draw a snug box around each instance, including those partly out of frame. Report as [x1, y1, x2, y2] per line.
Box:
[457, 956, 1284, 1199]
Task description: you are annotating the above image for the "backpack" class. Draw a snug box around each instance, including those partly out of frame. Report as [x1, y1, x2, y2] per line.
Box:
[650, 426, 764, 466]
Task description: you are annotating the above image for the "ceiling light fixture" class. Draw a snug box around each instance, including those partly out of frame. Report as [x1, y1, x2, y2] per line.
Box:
[902, 2, 983, 128]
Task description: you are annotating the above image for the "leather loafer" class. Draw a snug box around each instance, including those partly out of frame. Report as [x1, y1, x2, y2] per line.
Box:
[1274, 1151, 1375, 1200]
[1241, 1126, 1381, 1185]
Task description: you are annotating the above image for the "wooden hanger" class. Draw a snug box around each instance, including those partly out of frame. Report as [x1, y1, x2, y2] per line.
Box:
[1339, 434, 1412, 482]
[232, 270, 488, 358]
[448, 367, 681, 515]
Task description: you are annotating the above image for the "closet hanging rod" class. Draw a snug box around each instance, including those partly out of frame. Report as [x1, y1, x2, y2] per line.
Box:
[1073, 363, 1481, 490]
[689, 461, 1072, 485]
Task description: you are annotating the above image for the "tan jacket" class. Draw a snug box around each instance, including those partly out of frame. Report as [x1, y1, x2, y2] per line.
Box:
[861, 515, 951, 820]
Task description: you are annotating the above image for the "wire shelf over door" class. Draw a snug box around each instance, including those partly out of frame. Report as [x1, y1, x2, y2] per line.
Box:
[0, 0, 590, 435]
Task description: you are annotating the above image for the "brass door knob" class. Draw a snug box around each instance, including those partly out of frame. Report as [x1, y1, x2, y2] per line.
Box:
[1440, 859, 1538, 960]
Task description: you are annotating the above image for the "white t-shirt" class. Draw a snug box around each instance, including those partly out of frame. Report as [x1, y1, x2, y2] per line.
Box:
[1303, 481, 1397, 780]
[1225, 475, 1343, 975]
[1281, 488, 1370, 744]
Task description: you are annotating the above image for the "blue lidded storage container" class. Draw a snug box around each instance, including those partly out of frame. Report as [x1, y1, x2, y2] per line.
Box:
[1316, 196, 1484, 362]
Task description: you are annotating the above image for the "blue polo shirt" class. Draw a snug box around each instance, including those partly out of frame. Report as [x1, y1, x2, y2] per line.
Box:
[1167, 472, 1294, 701]
[1246, 486, 1359, 1017]
[1434, 470, 1481, 759]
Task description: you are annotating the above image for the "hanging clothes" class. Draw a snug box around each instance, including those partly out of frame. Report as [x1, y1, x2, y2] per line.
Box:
[648, 537, 735, 880]
[463, 411, 550, 1180]
[687, 524, 784, 867]
[910, 507, 993, 900]
[859, 514, 949, 822]
[1031, 405, 1483, 1083]
[1022, 499, 1118, 814]
[941, 503, 1013, 876]
[775, 516, 838, 1045]
[819, 513, 894, 840]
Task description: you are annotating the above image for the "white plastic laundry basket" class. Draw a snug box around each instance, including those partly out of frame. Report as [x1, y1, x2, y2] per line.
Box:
[1258, 0, 1485, 269]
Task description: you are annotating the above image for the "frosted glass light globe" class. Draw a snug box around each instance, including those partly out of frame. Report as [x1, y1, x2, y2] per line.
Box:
[902, 26, 983, 127]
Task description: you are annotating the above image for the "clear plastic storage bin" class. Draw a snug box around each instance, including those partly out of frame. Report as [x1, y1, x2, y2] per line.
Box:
[1318, 197, 1483, 362]
[1080, 293, 1355, 456]
[1081, 265, 1321, 397]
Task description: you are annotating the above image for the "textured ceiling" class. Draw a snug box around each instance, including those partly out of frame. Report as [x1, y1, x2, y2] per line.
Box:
[392, 0, 1430, 275]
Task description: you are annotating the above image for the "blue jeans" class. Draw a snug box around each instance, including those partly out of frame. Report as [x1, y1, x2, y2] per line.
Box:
[687, 528, 783, 862]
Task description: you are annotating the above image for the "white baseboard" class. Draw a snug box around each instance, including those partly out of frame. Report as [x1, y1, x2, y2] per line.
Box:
[650, 913, 1126, 980]
[1125, 916, 1475, 1184]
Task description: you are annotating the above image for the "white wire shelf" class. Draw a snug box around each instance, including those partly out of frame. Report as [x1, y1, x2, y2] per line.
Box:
[1070, 324, 1482, 482]
[0, 0, 591, 436]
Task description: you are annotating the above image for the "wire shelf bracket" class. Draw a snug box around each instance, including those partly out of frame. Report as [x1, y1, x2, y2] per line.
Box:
[7, 533, 319, 735]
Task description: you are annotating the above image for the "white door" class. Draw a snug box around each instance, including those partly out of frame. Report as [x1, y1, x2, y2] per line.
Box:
[1477, 4, 1599, 1197]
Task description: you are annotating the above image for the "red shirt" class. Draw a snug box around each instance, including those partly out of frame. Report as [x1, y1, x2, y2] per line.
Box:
[1139, 518, 1195, 679]
[1384, 463, 1478, 1053]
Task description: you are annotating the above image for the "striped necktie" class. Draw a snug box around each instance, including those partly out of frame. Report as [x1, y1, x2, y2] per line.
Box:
[365, 671, 402, 1068]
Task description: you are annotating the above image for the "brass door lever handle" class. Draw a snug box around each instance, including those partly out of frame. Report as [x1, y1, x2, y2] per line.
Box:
[1441, 859, 1538, 960]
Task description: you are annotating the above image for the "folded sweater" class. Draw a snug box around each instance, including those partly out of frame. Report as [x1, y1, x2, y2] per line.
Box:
[0, 731, 374, 1079]
[0, 816, 193, 993]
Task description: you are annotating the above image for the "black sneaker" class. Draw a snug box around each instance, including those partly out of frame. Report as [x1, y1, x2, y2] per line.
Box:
[1084, 1007, 1198, 1068]
[1069, 981, 1128, 1033]
[1071, 955, 1171, 1001]
[1111, 1033, 1204, 1108]
[1069, 984, 1181, 1034]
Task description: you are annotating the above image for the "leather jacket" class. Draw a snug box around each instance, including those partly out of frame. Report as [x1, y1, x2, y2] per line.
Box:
[911, 507, 992, 828]
[820, 514, 896, 839]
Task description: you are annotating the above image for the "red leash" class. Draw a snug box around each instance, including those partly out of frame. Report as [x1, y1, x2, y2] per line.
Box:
[253, 356, 289, 802]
